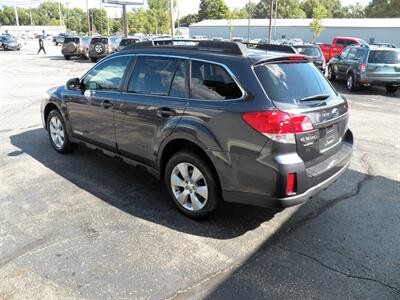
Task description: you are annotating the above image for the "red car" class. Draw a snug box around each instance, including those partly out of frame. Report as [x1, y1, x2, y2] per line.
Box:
[318, 37, 368, 61]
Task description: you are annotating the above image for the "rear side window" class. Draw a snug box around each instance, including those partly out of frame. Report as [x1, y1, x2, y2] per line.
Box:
[368, 50, 400, 64]
[295, 47, 322, 58]
[254, 62, 336, 104]
[190, 61, 242, 100]
[91, 37, 108, 44]
[128, 56, 186, 96]
[347, 48, 365, 61]
[335, 39, 347, 47]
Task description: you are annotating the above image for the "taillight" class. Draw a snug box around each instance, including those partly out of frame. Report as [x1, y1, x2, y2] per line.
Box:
[286, 173, 296, 195]
[242, 111, 314, 144]
[358, 63, 366, 71]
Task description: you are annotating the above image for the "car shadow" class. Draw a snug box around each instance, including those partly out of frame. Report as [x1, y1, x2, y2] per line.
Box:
[9, 128, 280, 240]
[332, 81, 400, 98]
[44, 55, 93, 64]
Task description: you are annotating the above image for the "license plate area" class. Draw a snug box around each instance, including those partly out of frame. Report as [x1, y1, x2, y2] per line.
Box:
[320, 124, 339, 150]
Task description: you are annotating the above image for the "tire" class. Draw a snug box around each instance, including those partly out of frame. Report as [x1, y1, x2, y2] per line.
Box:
[327, 65, 336, 81]
[164, 151, 219, 219]
[386, 85, 398, 94]
[90, 57, 97, 63]
[47, 110, 77, 154]
[64, 55, 71, 60]
[346, 73, 357, 91]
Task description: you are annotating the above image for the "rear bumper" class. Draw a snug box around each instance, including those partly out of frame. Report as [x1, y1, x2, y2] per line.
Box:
[223, 159, 350, 208]
[221, 130, 353, 208]
[358, 74, 400, 86]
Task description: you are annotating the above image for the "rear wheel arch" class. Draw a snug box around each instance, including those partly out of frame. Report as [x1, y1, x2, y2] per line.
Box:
[158, 139, 222, 192]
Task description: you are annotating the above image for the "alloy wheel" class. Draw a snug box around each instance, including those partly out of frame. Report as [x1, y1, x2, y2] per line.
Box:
[170, 162, 208, 211]
[49, 116, 65, 149]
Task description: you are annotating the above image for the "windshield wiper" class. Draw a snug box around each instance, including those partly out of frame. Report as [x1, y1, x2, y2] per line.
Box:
[299, 94, 330, 102]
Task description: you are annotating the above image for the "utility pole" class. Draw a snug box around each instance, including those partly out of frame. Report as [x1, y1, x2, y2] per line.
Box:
[58, 1, 63, 27]
[86, 0, 91, 35]
[268, 0, 273, 43]
[169, 0, 175, 38]
[14, 0, 20, 36]
[122, 4, 127, 37]
[274, 0, 278, 39]
[247, 0, 251, 42]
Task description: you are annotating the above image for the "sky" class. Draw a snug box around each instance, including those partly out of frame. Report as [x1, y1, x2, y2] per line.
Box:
[0, 0, 372, 17]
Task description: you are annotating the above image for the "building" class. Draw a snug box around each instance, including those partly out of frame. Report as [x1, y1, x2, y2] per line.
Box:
[0, 25, 66, 37]
[189, 18, 400, 46]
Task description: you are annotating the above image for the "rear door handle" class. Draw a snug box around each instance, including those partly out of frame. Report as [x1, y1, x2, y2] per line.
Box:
[157, 107, 176, 118]
[101, 100, 113, 109]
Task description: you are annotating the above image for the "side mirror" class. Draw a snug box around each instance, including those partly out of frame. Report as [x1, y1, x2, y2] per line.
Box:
[66, 77, 81, 90]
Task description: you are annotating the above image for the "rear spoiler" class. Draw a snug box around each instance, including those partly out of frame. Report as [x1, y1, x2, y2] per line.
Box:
[244, 43, 297, 54]
[254, 55, 310, 66]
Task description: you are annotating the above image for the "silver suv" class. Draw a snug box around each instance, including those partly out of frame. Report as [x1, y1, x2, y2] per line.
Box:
[62, 36, 91, 60]
[88, 37, 115, 62]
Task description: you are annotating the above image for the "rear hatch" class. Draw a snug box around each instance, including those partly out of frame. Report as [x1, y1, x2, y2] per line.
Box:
[62, 37, 80, 53]
[253, 58, 349, 167]
[366, 49, 400, 81]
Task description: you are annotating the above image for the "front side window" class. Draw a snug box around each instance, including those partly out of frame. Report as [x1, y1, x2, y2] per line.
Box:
[83, 56, 131, 91]
[190, 60, 242, 100]
[128, 56, 186, 96]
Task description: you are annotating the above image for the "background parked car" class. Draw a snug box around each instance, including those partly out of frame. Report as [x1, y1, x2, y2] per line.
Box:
[62, 36, 91, 60]
[118, 37, 140, 51]
[0, 36, 21, 51]
[328, 45, 400, 93]
[319, 37, 367, 61]
[88, 36, 115, 62]
[294, 44, 327, 74]
[109, 36, 122, 52]
[53, 33, 67, 45]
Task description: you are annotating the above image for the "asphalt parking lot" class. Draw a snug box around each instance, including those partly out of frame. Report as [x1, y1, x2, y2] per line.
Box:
[0, 41, 399, 299]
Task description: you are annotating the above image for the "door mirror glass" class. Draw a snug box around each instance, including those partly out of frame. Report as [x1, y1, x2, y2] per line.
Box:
[66, 77, 81, 90]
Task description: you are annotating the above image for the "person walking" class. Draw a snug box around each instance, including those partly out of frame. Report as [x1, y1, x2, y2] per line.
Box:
[37, 36, 46, 54]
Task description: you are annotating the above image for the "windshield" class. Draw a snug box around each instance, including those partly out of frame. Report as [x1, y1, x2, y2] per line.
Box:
[254, 62, 336, 104]
[368, 50, 400, 64]
[295, 47, 322, 58]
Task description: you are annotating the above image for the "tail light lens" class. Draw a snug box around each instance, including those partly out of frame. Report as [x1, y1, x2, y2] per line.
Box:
[358, 63, 366, 71]
[242, 111, 314, 144]
[286, 173, 296, 195]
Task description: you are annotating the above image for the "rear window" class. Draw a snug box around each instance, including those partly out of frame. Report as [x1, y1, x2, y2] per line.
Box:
[368, 50, 400, 64]
[64, 37, 79, 43]
[91, 37, 108, 44]
[254, 62, 336, 104]
[295, 47, 322, 58]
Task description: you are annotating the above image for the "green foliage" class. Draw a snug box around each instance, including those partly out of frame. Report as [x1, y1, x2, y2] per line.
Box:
[365, 0, 400, 17]
[309, 4, 327, 41]
[177, 13, 198, 27]
[198, 0, 229, 21]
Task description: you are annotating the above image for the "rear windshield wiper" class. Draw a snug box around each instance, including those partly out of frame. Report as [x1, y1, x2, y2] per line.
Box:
[299, 94, 330, 102]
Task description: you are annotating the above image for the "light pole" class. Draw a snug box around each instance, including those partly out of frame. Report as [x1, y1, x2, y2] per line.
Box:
[14, 0, 20, 36]
[169, 0, 175, 38]
[268, 0, 273, 43]
[274, 0, 278, 39]
[247, 0, 251, 42]
[86, 0, 91, 35]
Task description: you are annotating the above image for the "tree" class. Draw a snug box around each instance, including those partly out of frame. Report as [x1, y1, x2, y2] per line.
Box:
[309, 4, 327, 42]
[365, 0, 400, 17]
[89, 8, 107, 35]
[277, 0, 306, 18]
[252, 0, 271, 18]
[177, 13, 198, 27]
[224, 10, 235, 40]
[301, 0, 341, 18]
[198, 0, 229, 21]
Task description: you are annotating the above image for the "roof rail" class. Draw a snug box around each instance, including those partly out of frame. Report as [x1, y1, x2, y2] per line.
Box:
[122, 39, 249, 56]
[245, 43, 297, 54]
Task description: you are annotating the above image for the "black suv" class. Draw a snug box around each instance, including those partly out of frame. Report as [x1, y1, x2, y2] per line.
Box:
[41, 41, 353, 219]
[328, 45, 400, 93]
